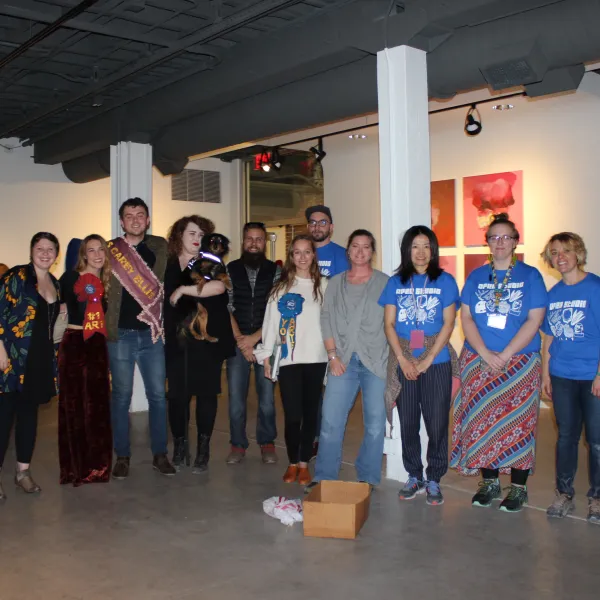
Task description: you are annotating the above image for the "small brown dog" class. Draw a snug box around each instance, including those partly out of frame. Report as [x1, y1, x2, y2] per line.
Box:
[185, 233, 231, 343]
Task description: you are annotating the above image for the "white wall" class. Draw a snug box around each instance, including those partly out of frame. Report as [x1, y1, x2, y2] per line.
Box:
[0, 149, 242, 273]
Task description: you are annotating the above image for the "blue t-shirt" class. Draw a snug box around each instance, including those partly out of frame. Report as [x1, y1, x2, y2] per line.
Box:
[378, 271, 460, 364]
[542, 273, 600, 380]
[461, 261, 548, 354]
[316, 241, 348, 278]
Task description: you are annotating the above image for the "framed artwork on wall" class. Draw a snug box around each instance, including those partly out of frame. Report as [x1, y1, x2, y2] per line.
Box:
[464, 253, 524, 278]
[463, 171, 524, 246]
[439, 255, 457, 278]
[431, 179, 456, 247]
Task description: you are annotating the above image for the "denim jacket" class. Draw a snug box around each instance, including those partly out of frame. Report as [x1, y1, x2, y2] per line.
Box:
[0, 264, 60, 394]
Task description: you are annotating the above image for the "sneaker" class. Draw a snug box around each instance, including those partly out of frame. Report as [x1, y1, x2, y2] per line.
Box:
[260, 444, 278, 464]
[499, 484, 528, 513]
[152, 453, 176, 476]
[398, 476, 425, 500]
[546, 492, 575, 519]
[112, 456, 130, 480]
[309, 441, 319, 463]
[588, 498, 600, 525]
[425, 481, 444, 506]
[471, 478, 502, 507]
[225, 446, 246, 464]
[304, 481, 319, 495]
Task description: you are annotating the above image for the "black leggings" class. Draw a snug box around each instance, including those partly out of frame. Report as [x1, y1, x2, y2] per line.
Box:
[0, 392, 39, 466]
[169, 393, 218, 440]
[482, 467, 529, 486]
[278, 362, 327, 464]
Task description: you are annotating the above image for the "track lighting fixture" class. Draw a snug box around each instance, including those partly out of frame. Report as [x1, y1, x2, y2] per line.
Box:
[465, 104, 482, 136]
[260, 151, 271, 172]
[271, 147, 283, 171]
[310, 137, 326, 162]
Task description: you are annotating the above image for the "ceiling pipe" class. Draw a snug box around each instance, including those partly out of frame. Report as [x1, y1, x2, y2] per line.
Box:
[0, 0, 102, 71]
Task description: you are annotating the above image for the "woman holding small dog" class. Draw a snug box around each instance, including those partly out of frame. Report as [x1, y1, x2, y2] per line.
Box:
[164, 216, 235, 472]
[255, 235, 327, 486]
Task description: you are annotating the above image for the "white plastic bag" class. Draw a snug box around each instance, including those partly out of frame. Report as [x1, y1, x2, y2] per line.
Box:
[263, 496, 303, 526]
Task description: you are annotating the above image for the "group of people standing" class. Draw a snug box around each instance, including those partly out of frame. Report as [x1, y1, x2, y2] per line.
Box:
[0, 199, 598, 527]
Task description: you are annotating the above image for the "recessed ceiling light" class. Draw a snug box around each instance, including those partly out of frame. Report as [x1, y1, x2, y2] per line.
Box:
[348, 133, 368, 140]
[492, 104, 514, 111]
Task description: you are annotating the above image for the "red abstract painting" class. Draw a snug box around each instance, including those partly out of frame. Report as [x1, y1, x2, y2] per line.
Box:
[431, 179, 456, 247]
[463, 171, 524, 246]
[439, 255, 457, 278]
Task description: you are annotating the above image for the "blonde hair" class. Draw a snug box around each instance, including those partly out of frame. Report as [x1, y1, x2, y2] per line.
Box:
[541, 232, 587, 268]
[76, 234, 112, 294]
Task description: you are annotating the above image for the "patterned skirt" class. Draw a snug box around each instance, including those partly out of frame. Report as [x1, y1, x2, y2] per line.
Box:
[450, 347, 542, 476]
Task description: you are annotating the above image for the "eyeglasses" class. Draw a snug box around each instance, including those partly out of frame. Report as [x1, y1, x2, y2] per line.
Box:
[487, 235, 516, 243]
[308, 219, 330, 227]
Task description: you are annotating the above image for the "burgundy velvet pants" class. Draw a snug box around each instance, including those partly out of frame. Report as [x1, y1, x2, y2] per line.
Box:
[58, 329, 112, 486]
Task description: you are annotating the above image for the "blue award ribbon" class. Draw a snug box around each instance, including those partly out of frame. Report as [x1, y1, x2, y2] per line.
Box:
[277, 293, 304, 360]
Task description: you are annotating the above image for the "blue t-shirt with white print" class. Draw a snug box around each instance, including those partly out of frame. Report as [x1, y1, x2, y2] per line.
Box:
[461, 261, 548, 354]
[378, 271, 460, 364]
[316, 241, 348, 278]
[542, 273, 600, 380]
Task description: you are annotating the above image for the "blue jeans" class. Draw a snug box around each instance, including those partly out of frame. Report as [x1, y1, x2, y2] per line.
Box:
[108, 329, 168, 457]
[314, 353, 386, 485]
[226, 347, 277, 449]
[551, 375, 600, 499]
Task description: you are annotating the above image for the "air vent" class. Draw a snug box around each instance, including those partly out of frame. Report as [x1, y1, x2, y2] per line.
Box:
[171, 169, 221, 203]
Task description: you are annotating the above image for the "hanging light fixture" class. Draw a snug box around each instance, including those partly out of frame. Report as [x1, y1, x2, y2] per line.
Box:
[465, 104, 482, 136]
[260, 151, 271, 172]
[309, 137, 326, 162]
[271, 147, 283, 171]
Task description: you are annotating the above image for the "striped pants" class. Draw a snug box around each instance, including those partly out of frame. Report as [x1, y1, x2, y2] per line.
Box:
[397, 361, 452, 483]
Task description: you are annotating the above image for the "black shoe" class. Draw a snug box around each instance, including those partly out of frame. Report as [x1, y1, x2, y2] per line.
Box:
[112, 456, 130, 480]
[499, 484, 528, 513]
[472, 478, 502, 507]
[193, 434, 210, 474]
[398, 477, 425, 500]
[153, 453, 176, 476]
[172, 437, 190, 470]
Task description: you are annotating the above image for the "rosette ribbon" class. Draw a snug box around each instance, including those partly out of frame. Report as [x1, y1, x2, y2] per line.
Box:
[74, 273, 107, 340]
[277, 293, 304, 360]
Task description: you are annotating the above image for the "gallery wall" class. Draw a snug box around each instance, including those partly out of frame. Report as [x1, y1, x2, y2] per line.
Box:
[0, 149, 242, 274]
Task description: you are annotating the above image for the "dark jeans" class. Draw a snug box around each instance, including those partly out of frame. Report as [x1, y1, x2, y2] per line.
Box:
[397, 361, 452, 483]
[0, 391, 39, 466]
[551, 375, 600, 499]
[278, 362, 327, 464]
[107, 329, 168, 457]
[226, 347, 277, 449]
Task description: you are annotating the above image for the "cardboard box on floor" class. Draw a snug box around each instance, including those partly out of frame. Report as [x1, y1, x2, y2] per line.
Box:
[303, 481, 370, 540]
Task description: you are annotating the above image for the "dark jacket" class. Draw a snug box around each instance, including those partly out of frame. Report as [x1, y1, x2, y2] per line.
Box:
[0, 264, 60, 394]
[227, 259, 277, 336]
[106, 234, 168, 342]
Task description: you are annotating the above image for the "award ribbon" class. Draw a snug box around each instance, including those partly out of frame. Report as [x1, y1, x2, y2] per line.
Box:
[74, 273, 107, 340]
[277, 293, 304, 360]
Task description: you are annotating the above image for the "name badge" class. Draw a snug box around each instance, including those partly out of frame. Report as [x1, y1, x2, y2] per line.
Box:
[410, 329, 425, 350]
[487, 314, 507, 330]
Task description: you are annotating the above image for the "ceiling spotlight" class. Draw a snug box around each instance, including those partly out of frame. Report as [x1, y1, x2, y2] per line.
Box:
[310, 137, 326, 162]
[348, 133, 367, 140]
[92, 95, 103, 108]
[465, 104, 482, 136]
[271, 148, 283, 171]
[492, 103, 514, 111]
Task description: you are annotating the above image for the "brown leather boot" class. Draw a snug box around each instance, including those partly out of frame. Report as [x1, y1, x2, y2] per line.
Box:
[15, 468, 41, 494]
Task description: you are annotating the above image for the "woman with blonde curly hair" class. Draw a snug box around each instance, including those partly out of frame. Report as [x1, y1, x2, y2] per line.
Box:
[541, 232, 600, 525]
[58, 234, 113, 486]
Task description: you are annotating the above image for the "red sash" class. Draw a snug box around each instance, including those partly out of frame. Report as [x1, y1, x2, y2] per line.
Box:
[107, 237, 164, 343]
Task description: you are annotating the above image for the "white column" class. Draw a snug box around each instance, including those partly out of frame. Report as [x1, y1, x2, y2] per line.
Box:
[110, 141, 153, 413]
[377, 45, 432, 482]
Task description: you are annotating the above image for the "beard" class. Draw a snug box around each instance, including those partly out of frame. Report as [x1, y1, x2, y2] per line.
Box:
[241, 250, 266, 269]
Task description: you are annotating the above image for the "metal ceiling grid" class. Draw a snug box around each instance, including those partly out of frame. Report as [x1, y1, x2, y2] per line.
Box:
[0, 0, 344, 141]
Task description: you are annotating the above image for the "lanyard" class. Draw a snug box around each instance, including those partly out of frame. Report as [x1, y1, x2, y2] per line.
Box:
[410, 275, 428, 329]
[490, 255, 516, 311]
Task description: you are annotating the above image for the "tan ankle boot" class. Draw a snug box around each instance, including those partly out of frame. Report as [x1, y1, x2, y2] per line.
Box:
[15, 468, 41, 494]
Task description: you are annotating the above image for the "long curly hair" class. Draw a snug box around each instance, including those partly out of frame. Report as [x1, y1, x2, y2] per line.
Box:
[75, 234, 112, 295]
[167, 215, 215, 257]
[270, 234, 323, 303]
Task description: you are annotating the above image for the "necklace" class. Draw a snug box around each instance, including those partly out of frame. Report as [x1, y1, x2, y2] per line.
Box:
[490, 254, 517, 311]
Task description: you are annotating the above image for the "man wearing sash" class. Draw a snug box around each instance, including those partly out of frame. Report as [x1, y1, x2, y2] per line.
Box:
[106, 198, 175, 478]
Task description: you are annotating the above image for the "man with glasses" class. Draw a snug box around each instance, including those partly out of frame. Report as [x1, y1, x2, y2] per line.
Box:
[225, 222, 281, 465]
[305, 205, 348, 278]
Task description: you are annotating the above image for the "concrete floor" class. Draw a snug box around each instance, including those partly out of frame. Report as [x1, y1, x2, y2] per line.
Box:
[1, 373, 599, 600]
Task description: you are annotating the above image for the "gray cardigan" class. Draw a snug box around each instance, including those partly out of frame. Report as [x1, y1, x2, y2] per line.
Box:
[321, 270, 389, 379]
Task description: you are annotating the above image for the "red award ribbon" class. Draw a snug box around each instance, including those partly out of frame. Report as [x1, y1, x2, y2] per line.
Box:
[74, 273, 107, 340]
